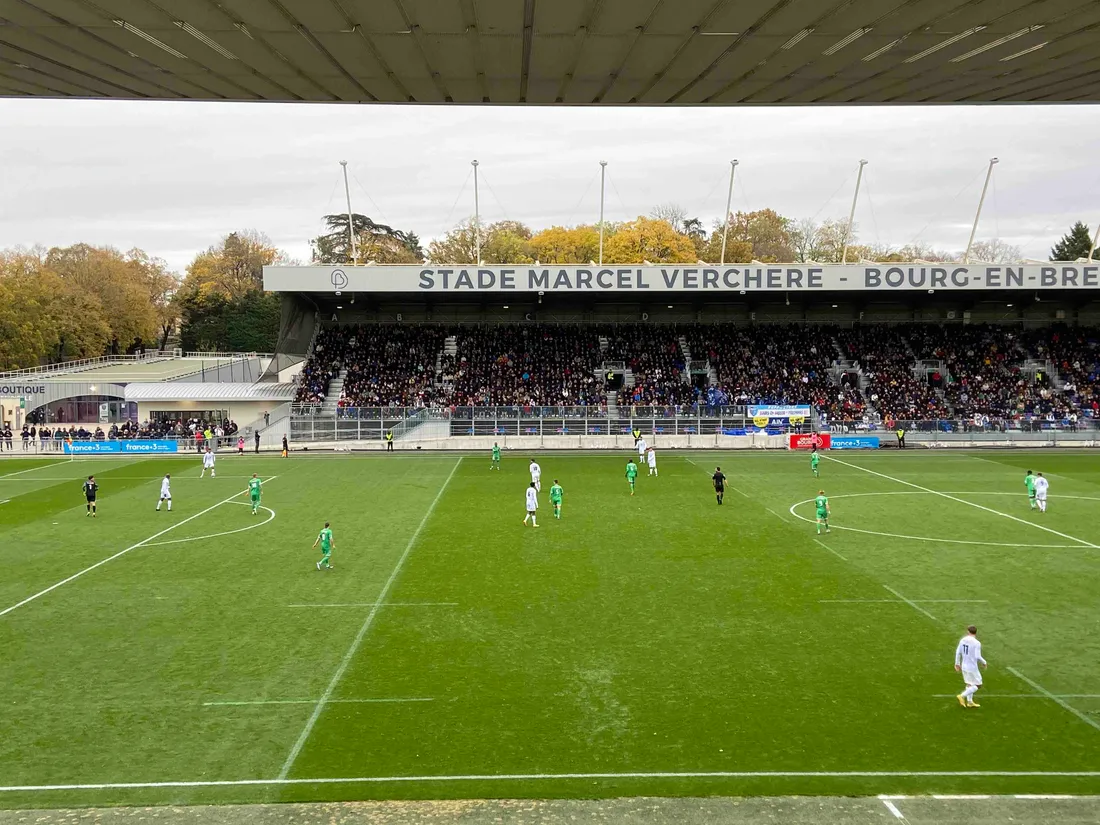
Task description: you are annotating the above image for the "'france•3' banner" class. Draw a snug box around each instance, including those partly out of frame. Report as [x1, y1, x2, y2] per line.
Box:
[64, 440, 179, 455]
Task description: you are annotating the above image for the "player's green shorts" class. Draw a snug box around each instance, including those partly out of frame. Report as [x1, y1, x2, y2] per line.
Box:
[816, 509, 828, 519]
[550, 497, 562, 505]
[251, 494, 261, 503]
[321, 546, 331, 556]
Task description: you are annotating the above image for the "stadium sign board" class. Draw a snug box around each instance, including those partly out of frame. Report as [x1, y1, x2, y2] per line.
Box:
[265, 264, 1100, 293]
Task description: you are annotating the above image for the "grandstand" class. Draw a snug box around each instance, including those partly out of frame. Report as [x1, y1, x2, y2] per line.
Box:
[267, 262, 1100, 449]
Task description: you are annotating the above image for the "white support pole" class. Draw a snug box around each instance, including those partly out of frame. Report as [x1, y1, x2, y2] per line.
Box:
[964, 157, 999, 264]
[719, 159, 739, 266]
[841, 160, 868, 265]
[339, 160, 358, 265]
[598, 161, 608, 265]
[1089, 222, 1099, 262]
[471, 159, 481, 265]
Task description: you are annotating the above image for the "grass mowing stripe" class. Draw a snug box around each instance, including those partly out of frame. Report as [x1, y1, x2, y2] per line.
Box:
[277, 457, 463, 781]
[0, 476, 278, 619]
[4, 771, 1100, 793]
[1006, 667, 1100, 734]
[822, 454, 1100, 549]
[0, 460, 76, 479]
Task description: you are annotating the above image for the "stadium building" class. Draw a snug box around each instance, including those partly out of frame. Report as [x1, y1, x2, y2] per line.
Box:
[266, 260, 1100, 450]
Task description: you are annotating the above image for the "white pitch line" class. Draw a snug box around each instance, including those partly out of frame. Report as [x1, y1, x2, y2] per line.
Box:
[1007, 667, 1100, 734]
[882, 585, 938, 622]
[3, 771, 1100, 793]
[932, 694, 1100, 699]
[932, 794, 990, 800]
[822, 455, 1100, 549]
[142, 505, 276, 547]
[821, 599, 988, 604]
[0, 476, 278, 619]
[813, 538, 847, 561]
[278, 457, 463, 781]
[881, 799, 906, 820]
[0, 460, 79, 479]
[204, 698, 433, 706]
[286, 602, 458, 608]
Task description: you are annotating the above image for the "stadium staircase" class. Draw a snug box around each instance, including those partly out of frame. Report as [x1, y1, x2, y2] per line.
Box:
[320, 369, 346, 417]
[435, 335, 457, 391]
[678, 335, 695, 386]
[606, 390, 618, 416]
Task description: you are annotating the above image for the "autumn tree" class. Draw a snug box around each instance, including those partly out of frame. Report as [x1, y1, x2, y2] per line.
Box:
[311, 213, 423, 264]
[601, 216, 697, 264]
[697, 230, 753, 264]
[530, 225, 602, 263]
[176, 231, 285, 352]
[722, 209, 796, 262]
[427, 219, 535, 264]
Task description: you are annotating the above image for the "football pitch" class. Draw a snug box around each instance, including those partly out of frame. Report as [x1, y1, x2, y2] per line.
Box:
[1, 448, 1099, 811]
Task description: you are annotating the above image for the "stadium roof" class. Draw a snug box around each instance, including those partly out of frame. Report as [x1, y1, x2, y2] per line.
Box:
[123, 382, 296, 401]
[1, 0, 1097, 104]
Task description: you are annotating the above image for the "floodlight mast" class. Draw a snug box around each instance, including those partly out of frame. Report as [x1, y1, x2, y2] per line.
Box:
[720, 160, 739, 266]
[964, 157, 999, 264]
[339, 161, 358, 265]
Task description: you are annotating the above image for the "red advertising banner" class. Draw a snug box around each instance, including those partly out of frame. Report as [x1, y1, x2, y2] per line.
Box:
[789, 433, 831, 450]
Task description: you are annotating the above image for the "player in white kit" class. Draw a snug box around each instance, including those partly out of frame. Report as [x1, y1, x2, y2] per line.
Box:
[954, 625, 987, 708]
[529, 459, 541, 492]
[1034, 472, 1049, 512]
[156, 474, 172, 512]
[200, 446, 216, 478]
[646, 447, 658, 476]
[637, 437, 648, 461]
[523, 482, 539, 527]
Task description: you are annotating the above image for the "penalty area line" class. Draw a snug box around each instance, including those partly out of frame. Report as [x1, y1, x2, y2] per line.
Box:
[3, 770, 1100, 793]
[0, 476, 278, 619]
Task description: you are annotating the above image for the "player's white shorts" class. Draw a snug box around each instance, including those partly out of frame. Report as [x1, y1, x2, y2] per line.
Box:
[962, 667, 982, 686]
[1036, 491, 1047, 502]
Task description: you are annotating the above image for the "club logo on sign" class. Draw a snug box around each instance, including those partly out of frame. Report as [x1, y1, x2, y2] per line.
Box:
[330, 269, 349, 290]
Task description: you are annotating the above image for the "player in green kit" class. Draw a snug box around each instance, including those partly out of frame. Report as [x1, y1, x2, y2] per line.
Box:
[247, 473, 262, 514]
[312, 522, 334, 570]
[491, 442, 501, 470]
[626, 460, 638, 496]
[811, 448, 820, 477]
[549, 479, 563, 518]
[815, 489, 831, 534]
[1025, 469, 1036, 510]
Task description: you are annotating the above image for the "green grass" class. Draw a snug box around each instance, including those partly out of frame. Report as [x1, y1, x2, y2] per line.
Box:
[0, 449, 1099, 808]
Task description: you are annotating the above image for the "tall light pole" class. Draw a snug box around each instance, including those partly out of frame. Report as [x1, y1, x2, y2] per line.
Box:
[598, 160, 608, 265]
[841, 159, 868, 265]
[471, 159, 481, 265]
[719, 159, 739, 265]
[339, 160, 358, 265]
[964, 157, 999, 264]
[1089, 222, 1099, 262]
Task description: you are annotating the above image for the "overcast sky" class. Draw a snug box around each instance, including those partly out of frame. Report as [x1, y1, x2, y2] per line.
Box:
[1, 100, 1097, 272]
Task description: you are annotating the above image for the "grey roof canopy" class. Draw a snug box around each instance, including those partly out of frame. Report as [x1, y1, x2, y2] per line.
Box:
[1, 0, 1096, 104]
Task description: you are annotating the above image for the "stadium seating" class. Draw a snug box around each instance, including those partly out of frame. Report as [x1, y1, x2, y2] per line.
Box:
[449, 324, 605, 408]
[295, 321, 1096, 426]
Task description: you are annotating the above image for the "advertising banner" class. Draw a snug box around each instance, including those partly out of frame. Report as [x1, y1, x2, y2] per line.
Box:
[748, 405, 812, 418]
[64, 440, 179, 455]
[789, 433, 832, 450]
[830, 435, 880, 450]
